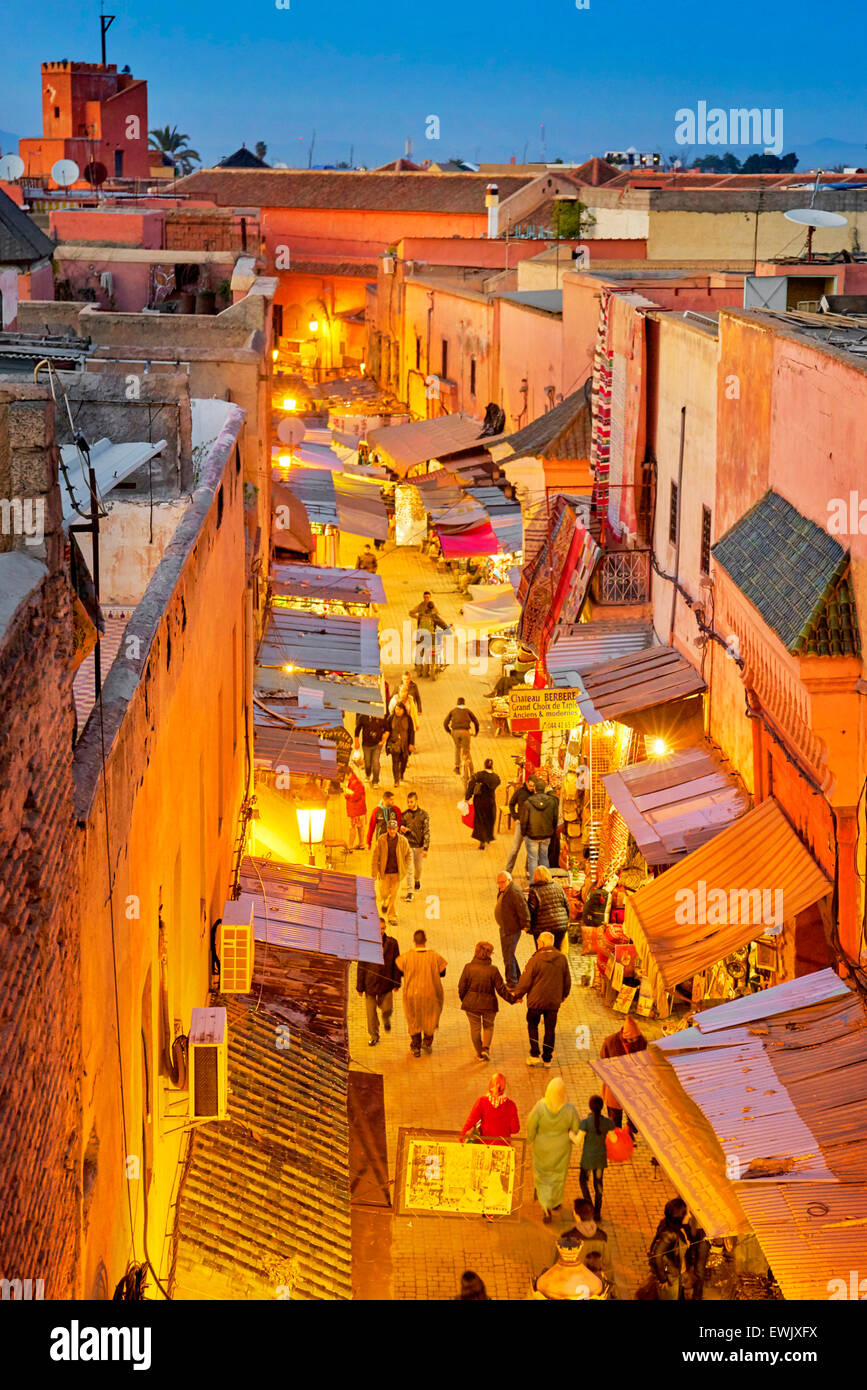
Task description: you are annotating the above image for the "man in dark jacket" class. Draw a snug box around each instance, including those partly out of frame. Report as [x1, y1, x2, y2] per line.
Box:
[494, 870, 530, 986]
[443, 697, 480, 775]
[354, 711, 390, 786]
[401, 790, 430, 901]
[518, 778, 559, 878]
[505, 776, 533, 873]
[649, 1198, 689, 1300]
[410, 592, 449, 677]
[357, 917, 401, 1046]
[512, 931, 571, 1066]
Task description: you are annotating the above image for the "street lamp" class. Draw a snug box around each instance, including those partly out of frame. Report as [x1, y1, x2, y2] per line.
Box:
[308, 318, 319, 333]
[296, 804, 327, 866]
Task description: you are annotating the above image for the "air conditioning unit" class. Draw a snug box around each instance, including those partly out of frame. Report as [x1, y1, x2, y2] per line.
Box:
[217, 895, 255, 994]
[188, 1006, 228, 1120]
[381, 254, 395, 275]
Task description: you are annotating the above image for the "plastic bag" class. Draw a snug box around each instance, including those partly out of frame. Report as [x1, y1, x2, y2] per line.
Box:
[606, 1127, 635, 1163]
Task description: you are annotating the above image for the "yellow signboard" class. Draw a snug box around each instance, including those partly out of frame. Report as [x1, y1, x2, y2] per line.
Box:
[508, 687, 584, 730]
[395, 1128, 525, 1219]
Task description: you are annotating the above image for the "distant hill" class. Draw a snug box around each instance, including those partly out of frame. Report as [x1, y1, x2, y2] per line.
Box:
[793, 137, 867, 173]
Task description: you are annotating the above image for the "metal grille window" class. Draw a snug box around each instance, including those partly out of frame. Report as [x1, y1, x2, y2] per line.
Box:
[669, 481, 679, 545]
[441, 339, 449, 378]
[470, 357, 476, 396]
[596, 550, 651, 604]
[700, 505, 712, 574]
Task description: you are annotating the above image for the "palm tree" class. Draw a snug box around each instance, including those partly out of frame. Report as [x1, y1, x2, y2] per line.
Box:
[148, 125, 201, 176]
[254, 141, 267, 161]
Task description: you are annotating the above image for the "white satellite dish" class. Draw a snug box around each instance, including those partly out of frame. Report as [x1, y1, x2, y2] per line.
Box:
[51, 158, 80, 188]
[0, 153, 25, 181]
[784, 208, 848, 228]
[277, 418, 306, 447]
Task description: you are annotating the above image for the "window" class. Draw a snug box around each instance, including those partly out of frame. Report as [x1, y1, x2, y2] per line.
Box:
[668, 480, 679, 545]
[700, 505, 712, 574]
[272, 303, 283, 339]
[114, 149, 124, 178]
[54, 105, 60, 120]
[441, 338, 449, 379]
[415, 335, 421, 370]
[470, 357, 477, 397]
[217, 689, 224, 833]
[231, 623, 238, 753]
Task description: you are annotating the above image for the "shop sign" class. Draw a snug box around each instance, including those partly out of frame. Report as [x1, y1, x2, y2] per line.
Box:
[508, 686, 585, 730]
[394, 1129, 525, 1219]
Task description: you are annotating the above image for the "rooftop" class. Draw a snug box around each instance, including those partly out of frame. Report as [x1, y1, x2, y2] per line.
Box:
[173, 168, 535, 212]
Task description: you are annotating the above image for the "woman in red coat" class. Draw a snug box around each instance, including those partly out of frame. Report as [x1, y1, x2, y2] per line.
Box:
[461, 1073, 520, 1145]
[345, 770, 367, 850]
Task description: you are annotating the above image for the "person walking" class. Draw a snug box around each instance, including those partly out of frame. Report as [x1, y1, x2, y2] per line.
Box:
[512, 930, 571, 1067]
[444, 697, 479, 776]
[465, 758, 501, 850]
[388, 671, 421, 730]
[527, 866, 570, 950]
[455, 1271, 490, 1301]
[526, 1076, 581, 1222]
[395, 929, 447, 1056]
[599, 1016, 647, 1135]
[518, 778, 559, 878]
[571, 1094, 616, 1221]
[457, 941, 515, 1061]
[649, 1198, 690, 1301]
[366, 789, 401, 847]
[401, 790, 430, 901]
[344, 768, 367, 851]
[356, 917, 401, 1046]
[354, 711, 390, 786]
[409, 591, 449, 677]
[356, 544, 378, 573]
[385, 700, 415, 787]
[461, 1073, 520, 1143]
[494, 870, 530, 987]
[370, 819, 411, 924]
[562, 1199, 614, 1285]
[505, 774, 533, 873]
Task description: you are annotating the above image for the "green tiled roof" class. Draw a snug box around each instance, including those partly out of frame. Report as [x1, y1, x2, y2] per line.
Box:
[712, 490, 860, 657]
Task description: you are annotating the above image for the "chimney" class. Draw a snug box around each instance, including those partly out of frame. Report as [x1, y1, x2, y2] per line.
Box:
[485, 182, 499, 239]
[405, 137, 413, 158]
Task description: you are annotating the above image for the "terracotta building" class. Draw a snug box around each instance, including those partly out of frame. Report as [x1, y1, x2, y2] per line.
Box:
[19, 61, 152, 186]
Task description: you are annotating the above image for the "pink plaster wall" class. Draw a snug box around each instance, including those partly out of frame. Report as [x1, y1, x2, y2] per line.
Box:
[498, 298, 562, 428]
[50, 208, 165, 248]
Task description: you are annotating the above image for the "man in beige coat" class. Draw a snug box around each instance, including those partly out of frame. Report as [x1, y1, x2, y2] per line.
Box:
[395, 929, 447, 1056]
[370, 818, 412, 924]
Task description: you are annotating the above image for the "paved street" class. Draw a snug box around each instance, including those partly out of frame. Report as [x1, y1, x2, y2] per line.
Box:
[343, 538, 675, 1300]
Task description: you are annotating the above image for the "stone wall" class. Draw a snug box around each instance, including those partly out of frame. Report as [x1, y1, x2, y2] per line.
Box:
[0, 389, 82, 1298]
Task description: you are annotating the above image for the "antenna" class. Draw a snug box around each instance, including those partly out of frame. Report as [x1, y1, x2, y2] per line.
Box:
[784, 172, 848, 262]
[307, 130, 316, 169]
[100, 8, 116, 67]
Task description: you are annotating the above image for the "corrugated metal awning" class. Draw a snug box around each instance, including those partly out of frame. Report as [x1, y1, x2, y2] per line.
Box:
[603, 746, 750, 865]
[253, 723, 338, 778]
[368, 413, 485, 477]
[240, 856, 381, 963]
[259, 608, 381, 676]
[546, 620, 654, 686]
[277, 466, 339, 527]
[271, 562, 385, 606]
[580, 645, 706, 720]
[735, 1183, 867, 1301]
[333, 474, 389, 540]
[626, 798, 833, 995]
[255, 665, 385, 717]
[590, 1047, 752, 1239]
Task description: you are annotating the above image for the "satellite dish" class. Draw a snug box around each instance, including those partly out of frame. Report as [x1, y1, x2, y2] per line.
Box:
[83, 160, 108, 188]
[784, 208, 848, 228]
[277, 418, 306, 447]
[0, 153, 25, 181]
[51, 158, 80, 188]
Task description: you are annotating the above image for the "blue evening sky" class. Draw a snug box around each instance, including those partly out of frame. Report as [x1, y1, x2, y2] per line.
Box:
[2, 0, 865, 169]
